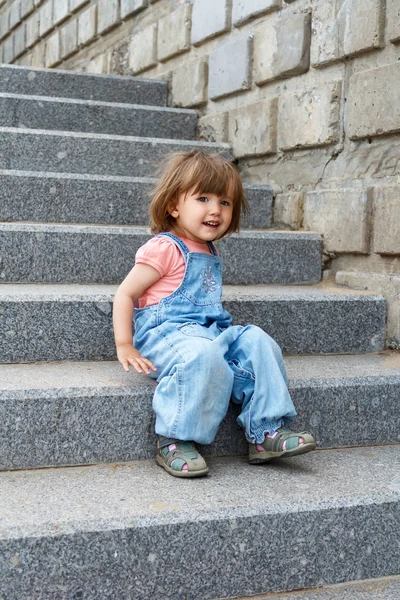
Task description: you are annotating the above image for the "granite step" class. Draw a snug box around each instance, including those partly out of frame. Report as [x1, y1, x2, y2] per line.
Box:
[1, 446, 399, 599]
[0, 224, 322, 285]
[0, 127, 231, 177]
[0, 170, 273, 229]
[0, 64, 167, 106]
[0, 93, 197, 139]
[0, 283, 385, 363]
[1, 353, 399, 470]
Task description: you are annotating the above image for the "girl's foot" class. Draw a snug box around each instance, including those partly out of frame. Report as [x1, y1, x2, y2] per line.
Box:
[156, 436, 209, 478]
[248, 427, 316, 464]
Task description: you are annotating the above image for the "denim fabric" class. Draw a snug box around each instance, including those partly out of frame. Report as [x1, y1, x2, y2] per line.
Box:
[134, 233, 297, 444]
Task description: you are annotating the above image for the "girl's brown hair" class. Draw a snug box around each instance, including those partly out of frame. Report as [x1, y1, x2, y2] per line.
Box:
[149, 151, 249, 239]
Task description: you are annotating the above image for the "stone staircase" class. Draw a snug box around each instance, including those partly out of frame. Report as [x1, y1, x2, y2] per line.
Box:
[0, 64, 399, 600]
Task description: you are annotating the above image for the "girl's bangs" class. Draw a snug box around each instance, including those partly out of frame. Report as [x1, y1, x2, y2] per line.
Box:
[179, 161, 239, 200]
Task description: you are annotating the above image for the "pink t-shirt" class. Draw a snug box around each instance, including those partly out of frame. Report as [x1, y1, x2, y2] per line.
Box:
[135, 235, 215, 308]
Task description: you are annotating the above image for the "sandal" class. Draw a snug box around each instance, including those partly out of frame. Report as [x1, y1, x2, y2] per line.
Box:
[249, 427, 316, 464]
[156, 436, 209, 478]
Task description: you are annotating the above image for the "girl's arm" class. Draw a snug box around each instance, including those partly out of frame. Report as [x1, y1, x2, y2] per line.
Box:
[113, 263, 161, 374]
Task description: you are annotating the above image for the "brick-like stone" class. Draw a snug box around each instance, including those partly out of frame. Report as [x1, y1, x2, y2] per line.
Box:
[0, 8, 10, 41]
[372, 187, 400, 254]
[3, 33, 14, 62]
[347, 63, 400, 140]
[26, 12, 39, 46]
[30, 40, 44, 66]
[228, 98, 277, 158]
[60, 18, 77, 59]
[9, 1, 21, 30]
[191, 0, 230, 46]
[45, 29, 59, 66]
[171, 56, 208, 107]
[53, 0, 70, 27]
[20, 0, 34, 19]
[255, 11, 311, 85]
[310, 2, 338, 67]
[70, 0, 89, 12]
[304, 189, 372, 253]
[209, 33, 252, 100]
[97, 0, 119, 35]
[340, 0, 385, 57]
[274, 192, 304, 229]
[128, 23, 157, 74]
[39, 0, 53, 37]
[121, 0, 147, 19]
[86, 52, 108, 74]
[388, 0, 400, 43]
[232, 0, 279, 27]
[13, 22, 25, 57]
[279, 81, 342, 150]
[157, 4, 191, 62]
[198, 112, 228, 143]
[78, 4, 96, 46]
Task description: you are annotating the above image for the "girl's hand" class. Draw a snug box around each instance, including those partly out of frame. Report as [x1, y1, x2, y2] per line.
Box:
[117, 344, 157, 375]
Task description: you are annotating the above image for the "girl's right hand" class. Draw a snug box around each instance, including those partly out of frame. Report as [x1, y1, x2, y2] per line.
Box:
[116, 344, 157, 375]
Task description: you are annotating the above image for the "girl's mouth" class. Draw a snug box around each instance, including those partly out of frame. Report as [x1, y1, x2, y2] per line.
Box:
[203, 221, 219, 228]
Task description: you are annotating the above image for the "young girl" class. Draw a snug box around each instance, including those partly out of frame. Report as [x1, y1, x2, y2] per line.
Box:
[113, 151, 316, 478]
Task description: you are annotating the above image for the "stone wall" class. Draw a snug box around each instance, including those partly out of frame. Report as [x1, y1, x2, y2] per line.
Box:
[1, 0, 400, 346]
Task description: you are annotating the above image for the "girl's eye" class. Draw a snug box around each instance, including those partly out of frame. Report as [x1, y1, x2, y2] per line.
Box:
[221, 200, 231, 206]
[198, 196, 208, 202]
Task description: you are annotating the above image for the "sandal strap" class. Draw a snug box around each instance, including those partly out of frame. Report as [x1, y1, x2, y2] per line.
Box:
[270, 428, 308, 452]
[158, 436, 181, 449]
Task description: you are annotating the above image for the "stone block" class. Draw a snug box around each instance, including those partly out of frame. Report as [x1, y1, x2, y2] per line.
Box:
[279, 81, 342, 150]
[0, 8, 10, 41]
[60, 18, 78, 59]
[311, 2, 338, 67]
[121, 0, 147, 20]
[388, 0, 400, 43]
[45, 29, 59, 66]
[26, 11, 39, 47]
[347, 63, 400, 140]
[255, 11, 311, 85]
[13, 23, 25, 57]
[20, 0, 34, 19]
[3, 33, 14, 63]
[191, 0, 230, 46]
[53, 0, 70, 27]
[372, 187, 400, 254]
[304, 189, 372, 253]
[128, 23, 157, 74]
[232, 0, 279, 27]
[228, 98, 277, 158]
[340, 0, 385, 57]
[158, 4, 191, 62]
[86, 52, 108, 74]
[209, 33, 252, 100]
[9, 1, 20, 30]
[39, 0, 53, 37]
[30, 40, 44, 66]
[171, 56, 208, 107]
[198, 112, 228, 142]
[78, 4, 96, 46]
[274, 192, 303, 229]
[97, 0, 119, 35]
[70, 0, 89, 12]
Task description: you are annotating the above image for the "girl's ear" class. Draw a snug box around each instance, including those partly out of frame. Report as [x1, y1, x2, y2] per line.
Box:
[168, 201, 179, 218]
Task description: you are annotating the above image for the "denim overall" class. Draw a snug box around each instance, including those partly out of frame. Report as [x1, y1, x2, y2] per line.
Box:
[134, 232, 297, 445]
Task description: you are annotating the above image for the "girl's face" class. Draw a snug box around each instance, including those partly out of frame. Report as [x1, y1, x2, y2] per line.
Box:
[169, 186, 233, 243]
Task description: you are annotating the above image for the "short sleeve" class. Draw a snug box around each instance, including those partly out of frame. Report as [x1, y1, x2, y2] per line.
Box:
[135, 237, 180, 277]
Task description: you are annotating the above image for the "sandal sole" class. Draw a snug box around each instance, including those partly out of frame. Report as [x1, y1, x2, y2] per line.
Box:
[249, 442, 316, 464]
[156, 455, 209, 478]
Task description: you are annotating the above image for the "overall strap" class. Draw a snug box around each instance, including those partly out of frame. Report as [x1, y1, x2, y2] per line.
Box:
[156, 232, 190, 260]
[207, 241, 218, 255]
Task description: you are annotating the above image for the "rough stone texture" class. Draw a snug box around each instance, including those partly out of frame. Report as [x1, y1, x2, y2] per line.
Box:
[0, 8, 10, 40]
[388, 0, 400, 43]
[53, 0, 70, 27]
[0, 225, 321, 285]
[274, 192, 303, 230]
[121, 0, 147, 20]
[241, 184, 273, 229]
[304, 189, 372, 253]
[339, 0, 385, 58]
[310, 1, 338, 66]
[2, 34, 14, 63]
[0, 283, 385, 362]
[44, 30, 59, 67]
[13, 23, 25, 58]
[157, 4, 191, 62]
[197, 111, 228, 142]
[0, 447, 399, 598]
[9, 0, 20, 30]
[346, 63, 400, 140]
[279, 81, 342, 150]
[21, 0, 34, 19]
[191, 0, 230, 46]
[254, 11, 311, 85]
[1, 354, 400, 469]
[228, 98, 277, 158]
[70, 0, 89, 11]
[0, 93, 196, 139]
[60, 19, 78, 60]
[97, 0, 119, 35]
[336, 272, 400, 349]
[0, 64, 167, 106]
[128, 23, 157, 75]
[372, 187, 400, 255]
[25, 11, 39, 47]
[0, 128, 230, 177]
[232, 0, 279, 26]
[209, 33, 253, 100]
[78, 4, 97, 47]
[86, 52, 107, 74]
[39, 0, 52, 37]
[171, 55, 208, 107]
